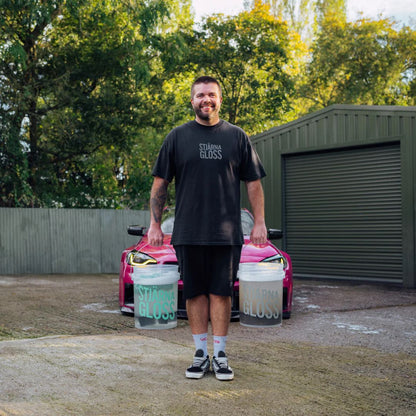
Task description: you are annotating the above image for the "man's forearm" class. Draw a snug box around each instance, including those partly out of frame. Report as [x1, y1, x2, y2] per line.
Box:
[245, 179, 267, 244]
[150, 177, 169, 225]
[245, 179, 265, 224]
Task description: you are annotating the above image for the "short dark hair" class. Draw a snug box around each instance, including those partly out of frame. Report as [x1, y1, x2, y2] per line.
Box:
[191, 76, 222, 98]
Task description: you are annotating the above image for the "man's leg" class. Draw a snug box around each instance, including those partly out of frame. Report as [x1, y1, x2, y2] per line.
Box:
[187, 294, 209, 334]
[185, 294, 211, 379]
[209, 294, 231, 336]
[210, 294, 234, 381]
[210, 294, 230, 356]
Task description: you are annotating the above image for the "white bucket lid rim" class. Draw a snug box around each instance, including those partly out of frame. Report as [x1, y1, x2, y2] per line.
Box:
[132, 265, 179, 285]
[238, 270, 285, 282]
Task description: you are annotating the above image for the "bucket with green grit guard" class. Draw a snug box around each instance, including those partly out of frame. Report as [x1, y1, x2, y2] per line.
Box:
[133, 265, 179, 329]
[238, 263, 284, 327]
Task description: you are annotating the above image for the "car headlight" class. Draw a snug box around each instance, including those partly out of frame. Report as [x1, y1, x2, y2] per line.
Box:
[261, 254, 288, 269]
[127, 250, 157, 266]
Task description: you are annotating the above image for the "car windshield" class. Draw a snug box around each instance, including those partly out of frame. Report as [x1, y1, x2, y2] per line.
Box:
[240, 210, 254, 235]
[161, 209, 176, 233]
[160, 208, 254, 235]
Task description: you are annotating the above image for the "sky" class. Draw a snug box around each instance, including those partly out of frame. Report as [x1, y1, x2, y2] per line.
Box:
[191, 0, 416, 25]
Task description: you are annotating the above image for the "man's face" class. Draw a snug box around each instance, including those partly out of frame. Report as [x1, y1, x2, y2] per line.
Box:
[191, 82, 222, 125]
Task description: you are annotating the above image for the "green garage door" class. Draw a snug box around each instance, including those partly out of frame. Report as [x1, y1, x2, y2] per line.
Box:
[284, 143, 403, 283]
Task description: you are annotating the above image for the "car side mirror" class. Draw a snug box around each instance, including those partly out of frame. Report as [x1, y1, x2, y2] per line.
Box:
[127, 225, 146, 236]
[267, 229, 283, 240]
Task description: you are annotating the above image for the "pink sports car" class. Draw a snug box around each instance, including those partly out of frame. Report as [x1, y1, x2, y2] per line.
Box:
[119, 208, 293, 320]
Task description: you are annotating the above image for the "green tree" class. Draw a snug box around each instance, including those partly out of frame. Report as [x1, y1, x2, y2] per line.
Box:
[396, 25, 416, 105]
[1, 0, 68, 206]
[0, 0, 191, 208]
[315, 0, 346, 24]
[263, 0, 346, 43]
[186, 0, 294, 134]
[264, 0, 316, 41]
[298, 15, 413, 111]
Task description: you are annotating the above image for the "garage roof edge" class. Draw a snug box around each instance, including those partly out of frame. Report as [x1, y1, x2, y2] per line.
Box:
[251, 104, 416, 142]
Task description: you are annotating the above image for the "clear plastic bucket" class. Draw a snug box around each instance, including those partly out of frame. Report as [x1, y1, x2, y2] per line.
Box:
[132, 265, 179, 329]
[238, 263, 284, 327]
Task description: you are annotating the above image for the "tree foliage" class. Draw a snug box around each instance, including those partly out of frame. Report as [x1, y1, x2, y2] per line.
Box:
[1, 0, 415, 208]
[0, 0, 191, 208]
[187, 1, 294, 134]
[264, 0, 346, 41]
[298, 15, 416, 111]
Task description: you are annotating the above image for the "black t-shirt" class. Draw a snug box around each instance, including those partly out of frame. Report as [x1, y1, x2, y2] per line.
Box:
[152, 120, 266, 245]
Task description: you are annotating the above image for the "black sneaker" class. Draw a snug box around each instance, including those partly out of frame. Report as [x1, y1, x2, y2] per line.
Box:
[212, 351, 234, 381]
[185, 349, 210, 379]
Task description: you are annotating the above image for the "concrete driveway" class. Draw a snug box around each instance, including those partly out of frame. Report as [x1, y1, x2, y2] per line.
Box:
[0, 275, 415, 415]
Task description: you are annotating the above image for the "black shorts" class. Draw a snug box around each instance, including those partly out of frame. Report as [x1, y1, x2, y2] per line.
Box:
[174, 245, 242, 300]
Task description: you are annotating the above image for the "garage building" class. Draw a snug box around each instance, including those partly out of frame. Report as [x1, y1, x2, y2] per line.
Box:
[248, 105, 416, 288]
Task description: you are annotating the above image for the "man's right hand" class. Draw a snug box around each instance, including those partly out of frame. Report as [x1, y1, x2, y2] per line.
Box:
[148, 224, 164, 247]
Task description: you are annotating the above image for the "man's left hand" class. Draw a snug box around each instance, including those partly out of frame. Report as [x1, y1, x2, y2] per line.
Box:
[250, 223, 268, 245]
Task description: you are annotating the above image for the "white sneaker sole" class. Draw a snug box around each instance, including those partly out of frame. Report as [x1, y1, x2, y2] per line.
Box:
[214, 372, 234, 381]
[185, 370, 206, 379]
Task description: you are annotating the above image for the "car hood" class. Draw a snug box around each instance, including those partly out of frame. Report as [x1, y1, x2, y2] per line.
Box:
[241, 237, 280, 262]
[133, 235, 177, 263]
[134, 235, 280, 263]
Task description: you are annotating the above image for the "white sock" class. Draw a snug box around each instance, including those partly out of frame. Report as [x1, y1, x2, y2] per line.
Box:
[213, 335, 227, 357]
[192, 333, 208, 357]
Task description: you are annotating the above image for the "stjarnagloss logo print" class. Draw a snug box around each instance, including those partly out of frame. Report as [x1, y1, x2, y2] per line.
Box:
[199, 142, 222, 160]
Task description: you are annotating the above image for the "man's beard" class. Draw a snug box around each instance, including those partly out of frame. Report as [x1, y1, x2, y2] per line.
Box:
[193, 104, 219, 121]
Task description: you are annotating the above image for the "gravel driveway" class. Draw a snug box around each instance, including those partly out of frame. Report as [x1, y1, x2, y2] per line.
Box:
[0, 274, 415, 415]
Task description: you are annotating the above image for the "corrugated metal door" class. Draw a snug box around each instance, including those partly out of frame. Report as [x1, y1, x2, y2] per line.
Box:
[284, 143, 402, 283]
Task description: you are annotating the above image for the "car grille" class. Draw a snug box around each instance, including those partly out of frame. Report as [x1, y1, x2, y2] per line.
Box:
[283, 287, 288, 309]
[177, 290, 187, 319]
[124, 283, 134, 305]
